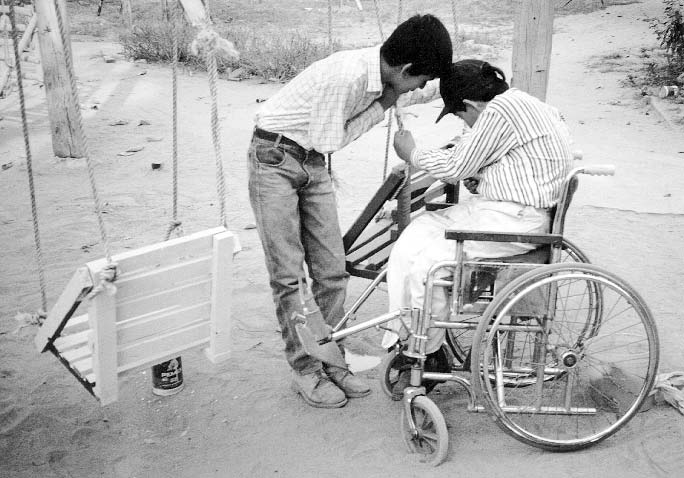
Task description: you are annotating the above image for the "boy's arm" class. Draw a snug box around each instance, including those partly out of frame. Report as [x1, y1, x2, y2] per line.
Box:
[396, 79, 441, 108]
[308, 76, 388, 154]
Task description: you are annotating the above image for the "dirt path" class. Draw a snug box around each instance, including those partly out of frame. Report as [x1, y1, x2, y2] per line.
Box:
[2, 1, 684, 477]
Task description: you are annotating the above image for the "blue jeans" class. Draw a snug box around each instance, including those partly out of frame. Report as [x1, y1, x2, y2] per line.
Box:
[248, 133, 349, 374]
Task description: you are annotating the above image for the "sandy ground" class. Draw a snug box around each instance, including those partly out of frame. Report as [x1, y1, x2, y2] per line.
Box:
[2, 1, 684, 477]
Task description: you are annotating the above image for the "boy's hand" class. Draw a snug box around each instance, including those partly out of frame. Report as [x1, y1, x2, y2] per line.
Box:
[393, 130, 416, 162]
[463, 177, 480, 194]
[378, 84, 400, 110]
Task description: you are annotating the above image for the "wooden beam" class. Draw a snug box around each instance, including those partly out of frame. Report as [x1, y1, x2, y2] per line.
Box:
[511, 0, 554, 101]
[33, 0, 85, 158]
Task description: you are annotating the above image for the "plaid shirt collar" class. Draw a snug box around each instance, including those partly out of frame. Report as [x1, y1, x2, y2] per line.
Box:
[366, 45, 383, 94]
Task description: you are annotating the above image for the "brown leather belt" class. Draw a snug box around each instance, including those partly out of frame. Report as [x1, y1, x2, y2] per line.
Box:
[253, 128, 301, 150]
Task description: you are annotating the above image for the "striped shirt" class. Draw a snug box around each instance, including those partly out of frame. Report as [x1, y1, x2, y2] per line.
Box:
[410, 88, 572, 208]
[255, 45, 441, 154]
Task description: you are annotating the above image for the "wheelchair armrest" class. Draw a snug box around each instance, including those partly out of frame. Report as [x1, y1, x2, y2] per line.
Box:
[444, 230, 564, 246]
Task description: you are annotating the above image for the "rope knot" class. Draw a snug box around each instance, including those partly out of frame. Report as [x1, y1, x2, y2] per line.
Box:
[87, 262, 118, 300]
[190, 23, 240, 61]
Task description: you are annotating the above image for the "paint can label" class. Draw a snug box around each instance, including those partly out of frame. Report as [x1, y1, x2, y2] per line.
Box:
[152, 357, 184, 396]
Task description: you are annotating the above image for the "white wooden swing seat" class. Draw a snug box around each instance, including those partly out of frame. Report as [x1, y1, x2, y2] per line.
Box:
[34, 227, 240, 406]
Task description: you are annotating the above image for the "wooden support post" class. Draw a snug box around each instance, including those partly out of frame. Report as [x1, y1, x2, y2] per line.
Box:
[204, 231, 239, 364]
[33, 0, 85, 158]
[511, 0, 554, 101]
[121, 0, 132, 28]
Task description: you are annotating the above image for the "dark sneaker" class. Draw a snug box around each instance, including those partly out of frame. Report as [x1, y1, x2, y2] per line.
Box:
[325, 367, 371, 398]
[291, 370, 348, 408]
[391, 345, 452, 401]
[391, 368, 412, 401]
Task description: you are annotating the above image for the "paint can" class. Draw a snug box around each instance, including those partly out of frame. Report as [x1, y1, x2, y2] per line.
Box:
[151, 356, 184, 396]
[658, 85, 679, 98]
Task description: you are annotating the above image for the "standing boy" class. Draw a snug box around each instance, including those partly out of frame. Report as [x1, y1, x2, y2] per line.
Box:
[248, 14, 453, 408]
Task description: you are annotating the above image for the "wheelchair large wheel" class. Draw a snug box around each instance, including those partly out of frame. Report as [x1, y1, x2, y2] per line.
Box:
[447, 238, 595, 366]
[471, 263, 659, 451]
[400, 395, 449, 466]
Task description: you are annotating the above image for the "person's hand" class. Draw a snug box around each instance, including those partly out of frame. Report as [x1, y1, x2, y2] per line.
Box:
[393, 130, 416, 162]
[463, 177, 479, 194]
[378, 84, 400, 110]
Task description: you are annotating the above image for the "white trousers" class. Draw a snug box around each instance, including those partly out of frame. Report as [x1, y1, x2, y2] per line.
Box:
[382, 197, 550, 353]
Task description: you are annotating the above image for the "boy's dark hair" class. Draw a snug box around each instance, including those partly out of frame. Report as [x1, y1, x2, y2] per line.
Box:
[436, 59, 510, 122]
[380, 14, 453, 78]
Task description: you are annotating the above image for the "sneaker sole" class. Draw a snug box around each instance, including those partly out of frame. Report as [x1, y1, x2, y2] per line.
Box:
[291, 382, 348, 409]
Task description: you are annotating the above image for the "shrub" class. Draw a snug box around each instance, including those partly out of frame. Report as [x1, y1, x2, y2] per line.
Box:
[118, 17, 334, 81]
[652, 1, 684, 64]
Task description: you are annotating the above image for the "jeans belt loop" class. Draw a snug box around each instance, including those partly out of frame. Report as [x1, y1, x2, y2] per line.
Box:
[274, 133, 282, 148]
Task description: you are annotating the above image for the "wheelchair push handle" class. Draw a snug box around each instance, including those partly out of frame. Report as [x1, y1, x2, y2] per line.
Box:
[582, 164, 616, 176]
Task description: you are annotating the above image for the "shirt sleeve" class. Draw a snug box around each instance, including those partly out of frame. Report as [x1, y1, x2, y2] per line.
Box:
[411, 108, 514, 182]
[396, 79, 441, 108]
[308, 75, 385, 153]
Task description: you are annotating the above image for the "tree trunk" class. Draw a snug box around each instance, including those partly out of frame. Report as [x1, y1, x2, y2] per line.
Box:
[511, 0, 554, 101]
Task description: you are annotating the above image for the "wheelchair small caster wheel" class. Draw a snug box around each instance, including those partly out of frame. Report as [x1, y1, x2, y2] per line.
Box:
[400, 396, 449, 466]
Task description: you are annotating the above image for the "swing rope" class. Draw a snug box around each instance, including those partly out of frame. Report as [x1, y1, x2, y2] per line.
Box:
[165, 5, 182, 240]
[8, 0, 47, 314]
[51, 0, 117, 298]
[189, 4, 236, 229]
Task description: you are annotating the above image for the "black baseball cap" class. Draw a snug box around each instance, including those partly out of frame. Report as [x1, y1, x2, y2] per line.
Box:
[435, 60, 509, 122]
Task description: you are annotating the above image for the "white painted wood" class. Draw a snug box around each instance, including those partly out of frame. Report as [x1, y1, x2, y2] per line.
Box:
[34, 267, 93, 352]
[116, 280, 211, 322]
[113, 256, 211, 302]
[37, 227, 240, 405]
[204, 231, 237, 363]
[89, 288, 118, 406]
[86, 227, 224, 275]
[117, 321, 210, 373]
[117, 302, 211, 346]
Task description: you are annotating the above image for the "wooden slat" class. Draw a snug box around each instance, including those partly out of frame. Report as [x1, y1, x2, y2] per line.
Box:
[343, 168, 404, 251]
[116, 279, 211, 322]
[34, 267, 93, 352]
[53, 329, 90, 351]
[86, 226, 225, 277]
[117, 302, 211, 346]
[61, 313, 89, 332]
[117, 321, 210, 373]
[346, 217, 393, 256]
[60, 344, 92, 363]
[113, 255, 211, 301]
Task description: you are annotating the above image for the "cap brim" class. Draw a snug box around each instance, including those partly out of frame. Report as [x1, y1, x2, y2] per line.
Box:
[435, 105, 450, 123]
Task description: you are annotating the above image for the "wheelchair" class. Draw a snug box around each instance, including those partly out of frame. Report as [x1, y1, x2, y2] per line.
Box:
[297, 164, 660, 466]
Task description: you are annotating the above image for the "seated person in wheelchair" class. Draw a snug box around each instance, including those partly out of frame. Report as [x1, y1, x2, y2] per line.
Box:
[384, 59, 574, 397]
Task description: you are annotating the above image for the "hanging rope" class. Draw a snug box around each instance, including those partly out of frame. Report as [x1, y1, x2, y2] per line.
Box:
[165, 5, 182, 240]
[189, 9, 238, 229]
[451, 0, 459, 46]
[51, 0, 117, 297]
[8, 0, 47, 315]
